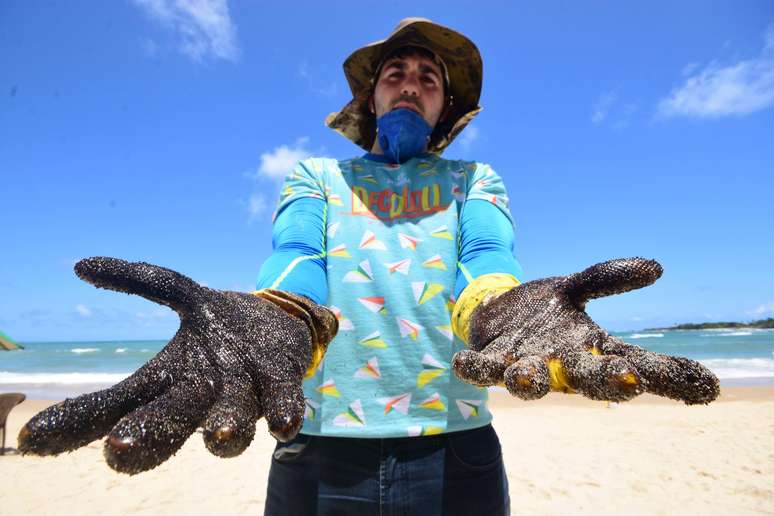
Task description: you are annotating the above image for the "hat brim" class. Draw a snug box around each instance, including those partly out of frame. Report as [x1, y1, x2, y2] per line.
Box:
[326, 19, 483, 154]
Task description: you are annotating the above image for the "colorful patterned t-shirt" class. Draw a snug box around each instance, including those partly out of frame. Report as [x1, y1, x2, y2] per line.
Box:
[276, 154, 513, 438]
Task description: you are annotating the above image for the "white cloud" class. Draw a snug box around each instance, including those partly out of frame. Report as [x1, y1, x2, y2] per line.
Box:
[591, 91, 638, 129]
[247, 192, 270, 222]
[244, 137, 326, 222]
[313, 82, 339, 97]
[297, 60, 339, 97]
[133, 0, 239, 62]
[591, 91, 618, 124]
[459, 125, 480, 151]
[657, 24, 774, 118]
[256, 137, 313, 180]
[298, 60, 309, 79]
[75, 304, 92, 317]
[141, 37, 160, 57]
[748, 302, 774, 316]
[681, 62, 700, 77]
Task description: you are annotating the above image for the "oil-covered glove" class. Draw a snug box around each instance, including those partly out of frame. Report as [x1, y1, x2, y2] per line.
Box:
[452, 258, 719, 404]
[18, 257, 337, 474]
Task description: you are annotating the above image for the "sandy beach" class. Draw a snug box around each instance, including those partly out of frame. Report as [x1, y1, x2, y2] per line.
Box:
[2, 386, 773, 515]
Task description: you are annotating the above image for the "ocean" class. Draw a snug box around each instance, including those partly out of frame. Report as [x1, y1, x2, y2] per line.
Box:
[2, 330, 773, 399]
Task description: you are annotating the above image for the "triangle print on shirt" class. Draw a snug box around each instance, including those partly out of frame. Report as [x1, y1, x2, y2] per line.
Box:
[276, 156, 513, 437]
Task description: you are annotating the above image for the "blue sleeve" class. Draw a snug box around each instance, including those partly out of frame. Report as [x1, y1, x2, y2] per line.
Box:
[454, 199, 523, 299]
[256, 196, 329, 305]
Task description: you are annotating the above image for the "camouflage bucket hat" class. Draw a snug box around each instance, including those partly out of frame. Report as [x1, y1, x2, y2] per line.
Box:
[325, 17, 483, 155]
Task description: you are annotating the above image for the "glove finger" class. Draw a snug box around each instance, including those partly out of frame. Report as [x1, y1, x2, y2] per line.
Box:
[557, 347, 644, 401]
[503, 356, 550, 400]
[452, 348, 508, 387]
[203, 374, 263, 458]
[74, 257, 201, 314]
[564, 257, 663, 307]
[259, 378, 305, 443]
[18, 362, 173, 456]
[105, 375, 218, 474]
[601, 336, 720, 404]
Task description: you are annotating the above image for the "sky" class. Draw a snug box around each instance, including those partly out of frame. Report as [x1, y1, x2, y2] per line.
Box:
[1, 0, 773, 342]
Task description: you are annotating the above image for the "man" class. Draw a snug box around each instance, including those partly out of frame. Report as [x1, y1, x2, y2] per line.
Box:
[18, 17, 719, 516]
[257, 18, 521, 515]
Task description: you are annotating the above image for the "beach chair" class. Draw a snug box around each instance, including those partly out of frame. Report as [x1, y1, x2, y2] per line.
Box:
[0, 392, 26, 455]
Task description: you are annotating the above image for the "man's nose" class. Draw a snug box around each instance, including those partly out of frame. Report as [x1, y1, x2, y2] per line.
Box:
[400, 73, 421, 97]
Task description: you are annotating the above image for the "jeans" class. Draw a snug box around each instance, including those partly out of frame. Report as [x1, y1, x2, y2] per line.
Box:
[264, 424, 510, 516]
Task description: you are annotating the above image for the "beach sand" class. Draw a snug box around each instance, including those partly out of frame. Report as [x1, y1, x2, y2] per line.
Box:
[2, 387, 773, 515]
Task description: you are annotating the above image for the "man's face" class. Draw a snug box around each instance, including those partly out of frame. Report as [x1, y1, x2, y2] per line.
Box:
[371, 52, 447, 130]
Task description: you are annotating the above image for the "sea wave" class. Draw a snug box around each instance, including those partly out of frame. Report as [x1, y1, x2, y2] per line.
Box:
[115, 347, 127, 353]
[627, 333, 664, 339]
[70, 347, 99, 354]
[0, 371, 130, 384]
[700, 331, 754, 337]
[699, 358, 774, 379]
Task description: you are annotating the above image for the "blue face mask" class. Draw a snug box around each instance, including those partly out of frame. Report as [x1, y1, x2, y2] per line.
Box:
[376, 108, 433, 164]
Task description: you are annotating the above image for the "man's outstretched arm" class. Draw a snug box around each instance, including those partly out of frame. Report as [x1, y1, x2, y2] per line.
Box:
[257, 196, 329, 305]
[18, 258, 338, 474]
[451, 171, 718, 404]
[453, 198, 523, 342]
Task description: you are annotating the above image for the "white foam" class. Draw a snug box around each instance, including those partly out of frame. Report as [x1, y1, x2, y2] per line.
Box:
[0, 371, 130, 384]
[700, 358, 774, 379]
[115, 347, 128, 353]
[70, 347, 99, 354]
[701, 330, 755, 337]
[628, 333, 664, 339]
